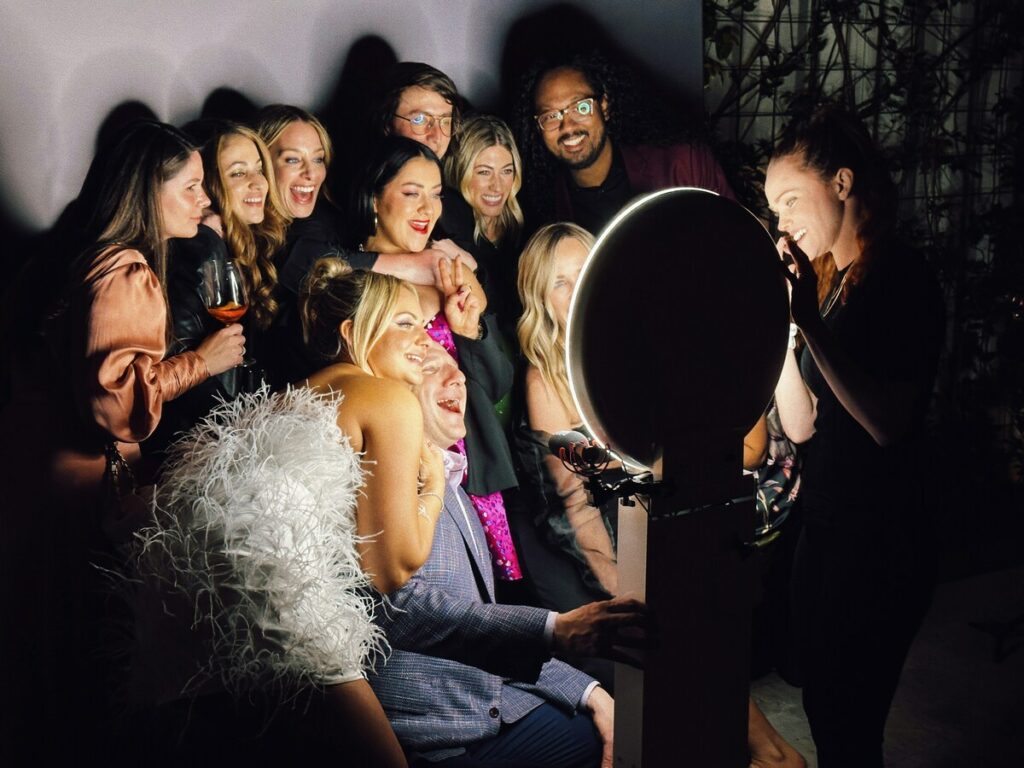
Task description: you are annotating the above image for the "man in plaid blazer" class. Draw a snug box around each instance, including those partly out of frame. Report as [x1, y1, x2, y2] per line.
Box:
[369, 342, 646, 767]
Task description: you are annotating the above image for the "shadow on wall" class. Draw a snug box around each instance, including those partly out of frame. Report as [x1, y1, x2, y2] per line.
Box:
[96, 100, 159, 153]
[318, 35, 399, 207]
[0, 4, 702, 292]
[0, 196, 34, 297]
[200, 87, 259, 125]
[1, 99, 161, 296]
[496, 2, 704, 140]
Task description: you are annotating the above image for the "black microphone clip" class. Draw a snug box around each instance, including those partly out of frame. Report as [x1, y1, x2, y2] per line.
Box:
[548, 430, 613, 474]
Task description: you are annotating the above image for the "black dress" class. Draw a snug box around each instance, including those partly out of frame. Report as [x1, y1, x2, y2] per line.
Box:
[792, 240, 944, 767]
[438, 192, 523, 344]
[507, 371, 618, 606]
[265, 200, 376, 388]
[451, 314, 518, 497]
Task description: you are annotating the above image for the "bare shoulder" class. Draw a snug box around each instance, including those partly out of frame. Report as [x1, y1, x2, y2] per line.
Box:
[327, 373, 421, 424]
[348, 375, 419, 409]
[348, 378, 423, 452]
[524, 364, 546, 392]
[524, 364, 572, 434]
[524, 365, 557, 408]
[303, 369, 421, 446]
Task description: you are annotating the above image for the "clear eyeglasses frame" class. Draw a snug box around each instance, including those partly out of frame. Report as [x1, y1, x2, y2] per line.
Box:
[534, 96, 600, 132]
[394, 112, 456, 137]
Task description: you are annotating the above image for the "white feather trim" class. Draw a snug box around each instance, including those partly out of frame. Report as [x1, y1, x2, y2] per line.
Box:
[132, 386, 385, 696]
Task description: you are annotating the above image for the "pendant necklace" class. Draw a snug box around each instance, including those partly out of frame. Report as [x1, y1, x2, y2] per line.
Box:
[821, 268, 851, 317]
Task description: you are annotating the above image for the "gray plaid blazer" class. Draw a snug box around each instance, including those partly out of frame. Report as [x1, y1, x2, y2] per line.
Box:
[368, 484, 594, 754]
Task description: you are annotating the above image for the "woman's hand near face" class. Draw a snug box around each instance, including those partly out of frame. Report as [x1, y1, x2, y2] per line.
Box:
[418, 439, 446, 497]
[201, 212, 224, 238]
[429, 238, 479, 272]
[440, 257, 485, 338]
[195, 323, 245, 375]
[780, 236, 822, 332]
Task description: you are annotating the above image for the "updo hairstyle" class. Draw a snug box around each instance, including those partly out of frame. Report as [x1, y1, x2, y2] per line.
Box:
[300, 257, 411, 371]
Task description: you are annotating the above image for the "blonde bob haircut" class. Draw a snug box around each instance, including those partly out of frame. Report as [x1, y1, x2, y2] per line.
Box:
[445, 115, 524, 245]
[516, 222, 594, 417]
[300, 257, 415, 373]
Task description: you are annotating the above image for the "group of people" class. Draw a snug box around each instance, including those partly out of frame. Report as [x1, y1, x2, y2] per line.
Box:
[0, 50, 942, 768]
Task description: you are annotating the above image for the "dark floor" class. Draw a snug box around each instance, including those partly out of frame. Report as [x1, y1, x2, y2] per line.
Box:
[752, 564, 1024, 767]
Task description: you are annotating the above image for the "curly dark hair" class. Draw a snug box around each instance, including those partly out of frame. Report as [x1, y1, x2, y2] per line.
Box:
[513, 50, 696, 224]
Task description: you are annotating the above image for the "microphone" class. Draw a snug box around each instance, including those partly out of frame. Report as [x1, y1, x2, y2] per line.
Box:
[548, 430, 614, 466]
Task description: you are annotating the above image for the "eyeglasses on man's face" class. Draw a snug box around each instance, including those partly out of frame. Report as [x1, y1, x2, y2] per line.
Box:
[394, 112, 456, 137]
[534, 97, 600, 132]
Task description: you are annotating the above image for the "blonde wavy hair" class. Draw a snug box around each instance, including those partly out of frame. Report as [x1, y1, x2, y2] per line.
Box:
[255, 105, 334, 207]
[517, 222, 594, 418]
[197, 122, 288, 329]
[445, 115, 524, 245]
[300, 258, 415, 373]
[255, 105, 334, 169]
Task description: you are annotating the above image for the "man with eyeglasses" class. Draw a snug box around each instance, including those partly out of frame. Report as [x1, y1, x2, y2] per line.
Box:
[518, 52, 735, 235]
[345, 62, 499, 309]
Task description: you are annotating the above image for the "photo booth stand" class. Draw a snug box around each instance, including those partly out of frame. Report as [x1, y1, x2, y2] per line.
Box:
[566, 189, 789, 767]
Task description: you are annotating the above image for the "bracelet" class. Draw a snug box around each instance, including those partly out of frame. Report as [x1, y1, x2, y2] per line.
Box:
[418, 491, 443, 519]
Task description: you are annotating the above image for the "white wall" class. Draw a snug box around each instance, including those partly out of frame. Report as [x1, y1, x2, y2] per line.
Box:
[1, 0, 701, 231]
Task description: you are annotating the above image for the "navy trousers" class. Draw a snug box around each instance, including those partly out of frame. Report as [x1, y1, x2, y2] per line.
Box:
[423, 702, 602, 767]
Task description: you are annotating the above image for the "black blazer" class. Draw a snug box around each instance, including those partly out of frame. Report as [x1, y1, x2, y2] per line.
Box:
[453, 314, 518, 495]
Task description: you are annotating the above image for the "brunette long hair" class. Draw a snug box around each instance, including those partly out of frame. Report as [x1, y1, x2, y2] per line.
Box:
[7, 121, 197, 361]
[80, 121, 198, 284]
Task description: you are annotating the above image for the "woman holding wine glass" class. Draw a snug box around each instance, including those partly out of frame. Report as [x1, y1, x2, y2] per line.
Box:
[144, 119, 287, 458]
[0, 120, 244, 761]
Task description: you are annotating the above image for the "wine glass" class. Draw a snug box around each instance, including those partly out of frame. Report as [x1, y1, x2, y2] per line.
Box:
[200, 257, 253, 366]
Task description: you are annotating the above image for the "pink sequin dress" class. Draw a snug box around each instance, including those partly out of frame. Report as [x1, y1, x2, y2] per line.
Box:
[426, 313, 521, 581]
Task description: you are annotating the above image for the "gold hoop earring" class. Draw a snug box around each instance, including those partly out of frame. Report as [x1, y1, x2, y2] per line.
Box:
[373, 212, 378, 231]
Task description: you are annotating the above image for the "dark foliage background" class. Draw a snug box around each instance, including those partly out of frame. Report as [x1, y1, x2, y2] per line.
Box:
[703, 0, 1024, 572]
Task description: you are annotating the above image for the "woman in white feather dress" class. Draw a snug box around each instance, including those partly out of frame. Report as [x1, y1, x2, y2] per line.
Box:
[133, 260, 446, 765]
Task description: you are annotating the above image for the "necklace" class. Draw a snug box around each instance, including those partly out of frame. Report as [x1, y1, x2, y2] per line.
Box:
[821, 267, 852, 317]
[821, 268, 851, 317]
